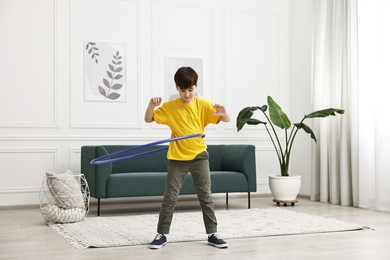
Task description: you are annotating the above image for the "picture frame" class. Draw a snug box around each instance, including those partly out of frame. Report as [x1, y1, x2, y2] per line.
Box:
[84, 41, 127, 102]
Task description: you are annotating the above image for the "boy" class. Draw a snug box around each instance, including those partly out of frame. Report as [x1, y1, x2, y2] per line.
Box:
[144, 67, 230, 249]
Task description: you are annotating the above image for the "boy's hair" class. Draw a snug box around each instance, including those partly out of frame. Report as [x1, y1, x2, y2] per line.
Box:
[174, 67, 198, 89]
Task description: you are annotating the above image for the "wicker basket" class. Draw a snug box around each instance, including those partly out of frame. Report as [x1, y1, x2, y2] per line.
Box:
[39, 171, 90, 224]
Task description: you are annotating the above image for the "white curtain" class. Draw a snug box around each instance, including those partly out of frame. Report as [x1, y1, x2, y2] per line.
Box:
[311, 0, 358, 206]
[311, 0, 390, 212]
[357, 0, 390, 211]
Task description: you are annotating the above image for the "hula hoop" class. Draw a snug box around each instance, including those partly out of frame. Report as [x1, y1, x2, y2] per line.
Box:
[90, 133, 205, 165]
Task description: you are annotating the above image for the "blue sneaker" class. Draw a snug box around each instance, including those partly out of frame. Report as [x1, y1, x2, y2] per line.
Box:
[149, 234, 167, 249]
[208, 234, 228, 248]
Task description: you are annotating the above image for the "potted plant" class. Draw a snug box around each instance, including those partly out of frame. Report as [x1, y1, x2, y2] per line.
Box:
[236, 96, 344, 205]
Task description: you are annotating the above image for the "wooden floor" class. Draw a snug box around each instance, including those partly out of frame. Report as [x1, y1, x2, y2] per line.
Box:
[1, 195, 390, 260]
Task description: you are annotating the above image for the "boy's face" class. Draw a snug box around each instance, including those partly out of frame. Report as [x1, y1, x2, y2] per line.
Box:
[177, 85, 196, 103]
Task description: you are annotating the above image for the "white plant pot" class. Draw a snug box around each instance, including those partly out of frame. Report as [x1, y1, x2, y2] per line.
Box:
[268, 175, 301, 201]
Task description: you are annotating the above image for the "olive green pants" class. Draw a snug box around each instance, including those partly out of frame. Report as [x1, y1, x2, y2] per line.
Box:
[157, 151, 217, 235]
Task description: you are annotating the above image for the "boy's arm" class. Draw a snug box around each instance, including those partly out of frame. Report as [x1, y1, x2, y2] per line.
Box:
[145, 97, 162, 123]
[214, 104, 230, 123]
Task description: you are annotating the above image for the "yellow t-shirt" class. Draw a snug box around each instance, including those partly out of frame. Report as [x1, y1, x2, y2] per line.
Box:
[153, 97, 220, 160]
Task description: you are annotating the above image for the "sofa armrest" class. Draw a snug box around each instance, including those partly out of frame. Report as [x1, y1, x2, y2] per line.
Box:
[81, 146, 112, 198]
[220, 145, 257, 192]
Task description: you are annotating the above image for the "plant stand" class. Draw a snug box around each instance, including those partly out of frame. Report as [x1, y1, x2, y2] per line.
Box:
[273, 199, 298, 206]
[269, 174, 301, 206]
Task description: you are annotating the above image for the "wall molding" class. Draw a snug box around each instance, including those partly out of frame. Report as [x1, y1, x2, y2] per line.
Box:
[69, 0, 142, 129]
[69, 146, 81, 171]
[0, 134, 278, 142]
[0, 147, 59, 191]
[222, 3, 289, 131]
[0, 0, 59, 129]
[0, 187, 40, 194]
[151, 0, 216, 105]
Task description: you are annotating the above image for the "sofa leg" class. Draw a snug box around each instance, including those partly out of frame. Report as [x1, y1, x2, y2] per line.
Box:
[226, 192, 228, 209]
[248, 192, 251, 209]
[97, 198, 100, 216]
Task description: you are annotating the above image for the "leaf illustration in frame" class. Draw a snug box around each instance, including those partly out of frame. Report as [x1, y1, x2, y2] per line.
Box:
[86, 42, 125, 102]
[114, 74, 123, 80]
[103, 78, 110, 88]
[107, 93, 120, 100]
[111, 83, 123, 90]
[86, 42, 99, 64]
[98, 86, 106, 97]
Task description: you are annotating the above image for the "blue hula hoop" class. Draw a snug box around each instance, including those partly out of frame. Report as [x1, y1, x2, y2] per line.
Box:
[90, 133, 205, 165]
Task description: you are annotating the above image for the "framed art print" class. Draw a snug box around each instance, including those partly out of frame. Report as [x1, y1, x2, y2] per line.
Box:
[84, 41, 126, 102]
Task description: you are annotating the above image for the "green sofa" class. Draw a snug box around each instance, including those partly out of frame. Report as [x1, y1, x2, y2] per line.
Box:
[81, 144, 256, 215]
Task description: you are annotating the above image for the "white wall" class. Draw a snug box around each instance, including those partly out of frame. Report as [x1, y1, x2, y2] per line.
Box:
[0, 0, 293, 206]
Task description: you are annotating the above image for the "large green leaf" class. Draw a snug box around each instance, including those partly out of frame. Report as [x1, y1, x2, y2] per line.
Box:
[236, 106, 266, 131]
[259, 105, 268, 112]
[305, 108, 345, 118]
[237, 107, 255, 131]
[267, 96, 291, 129]
[245, 118, 266, 126]
[294, 122, 317, 142]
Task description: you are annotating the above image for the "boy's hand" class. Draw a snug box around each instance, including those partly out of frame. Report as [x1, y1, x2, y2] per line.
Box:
[149, 97, 162, 107]
[214, 104, 230, 122]
[214, 103, 227, 116]
[145, 97, 162, 123]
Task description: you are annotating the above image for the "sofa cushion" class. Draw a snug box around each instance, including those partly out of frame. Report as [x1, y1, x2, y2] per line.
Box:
[178, 171, 249, 194]
[106, 170, 249, 198]
[210, 171, 249, 192]
[107, 172, 168, 197]
[106, 146, 168, 173]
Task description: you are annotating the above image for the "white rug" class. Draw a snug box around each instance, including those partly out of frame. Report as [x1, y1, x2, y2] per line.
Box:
[50, 208, 369, 249]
